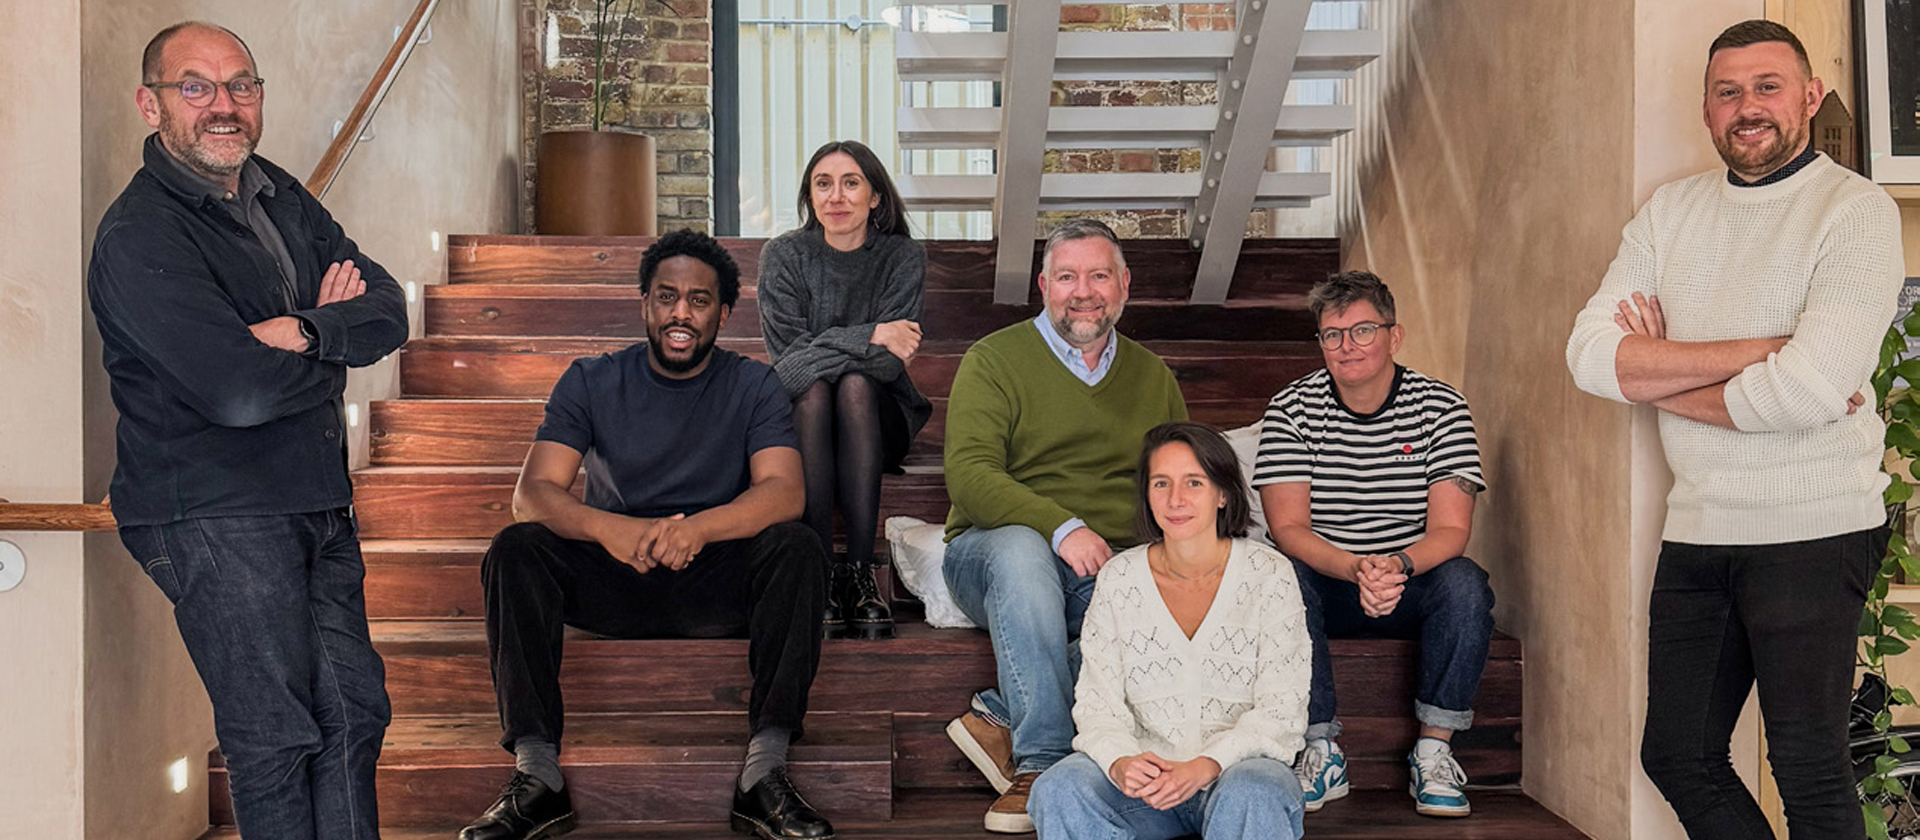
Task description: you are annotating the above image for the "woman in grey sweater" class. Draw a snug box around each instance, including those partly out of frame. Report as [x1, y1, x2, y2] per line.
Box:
[759, 140, 930, 639]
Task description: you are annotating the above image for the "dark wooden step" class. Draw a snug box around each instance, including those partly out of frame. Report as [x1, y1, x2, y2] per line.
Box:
[349, 467, 948, 541]
[201, 787, 1592, 839]
[422, 283, 1314, 343]
[368, 398, 1277, 468]
[207, 712, 891, 827]
[398, 337, 1323, 401]
[371, 621, 1521, 790]
[446, 235, 1341, 302]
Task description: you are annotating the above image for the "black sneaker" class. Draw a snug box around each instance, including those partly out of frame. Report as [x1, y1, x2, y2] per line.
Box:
[839, 562, 895, 640]
[731, 767, 836, 839]
[458, 771, 578, 840]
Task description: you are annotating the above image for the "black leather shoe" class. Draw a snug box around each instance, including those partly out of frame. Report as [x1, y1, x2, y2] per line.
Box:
[822, 565, 849, 638]
[731, 767, 836, 839]
[840, 562, 895, 640]
[458, 771, 578, 840]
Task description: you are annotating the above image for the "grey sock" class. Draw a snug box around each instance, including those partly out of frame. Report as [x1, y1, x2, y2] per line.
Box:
[738, 727, 793, 791]
[514, 738, 565, 792]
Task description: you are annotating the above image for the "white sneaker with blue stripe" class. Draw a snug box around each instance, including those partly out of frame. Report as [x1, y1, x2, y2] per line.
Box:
[1293, 737, 1349, 812]
[1408, 737, 1471, 817]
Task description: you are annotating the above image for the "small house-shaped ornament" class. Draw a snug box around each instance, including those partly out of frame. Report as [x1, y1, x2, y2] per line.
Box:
[1813, 90, 1858, 174]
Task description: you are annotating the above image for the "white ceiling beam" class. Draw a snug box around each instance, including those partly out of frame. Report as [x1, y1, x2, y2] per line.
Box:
[895, 29, 1378, 82]
[896, 103, 1353, 150]
[1189, 0, 1316, 304]
[989, 0, 1061, 304]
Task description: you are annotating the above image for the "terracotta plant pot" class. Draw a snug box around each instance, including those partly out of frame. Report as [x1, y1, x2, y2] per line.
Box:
[536, 130, 658, 236]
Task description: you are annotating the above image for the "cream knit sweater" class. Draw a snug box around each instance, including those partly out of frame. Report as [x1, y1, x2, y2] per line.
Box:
[1070, 539, 1311, 782]
[1567, 155, 1906, 544]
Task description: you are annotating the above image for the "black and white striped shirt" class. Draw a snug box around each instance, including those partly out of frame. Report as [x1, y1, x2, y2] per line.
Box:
[1251, 366, 1484, 554]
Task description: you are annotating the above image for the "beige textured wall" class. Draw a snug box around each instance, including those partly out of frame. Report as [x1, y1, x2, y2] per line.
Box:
[1339, 2, 1638, 836]
[67, 1, 522, 837]
[0, 0, 88, 838]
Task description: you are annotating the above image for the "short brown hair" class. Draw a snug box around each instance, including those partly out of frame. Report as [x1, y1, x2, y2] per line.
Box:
[1307, 270, 1396, 326]
[1708, 20, 1812, 78]
[1135, 422, 1253, 543]
[1042, 218, 1127, 274]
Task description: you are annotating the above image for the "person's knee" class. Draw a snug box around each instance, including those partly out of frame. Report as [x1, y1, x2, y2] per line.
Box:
[482, 522, 562, 581]
[1210, 758, 1302, 824]
[759, 521, 828, 576]
[835, 372, 879, 405]
[796, 380, 833, 411]
[1426, 557, 1495, 617]
[1030, 755, 1099, 816]
[1639, 734, 1697, 793]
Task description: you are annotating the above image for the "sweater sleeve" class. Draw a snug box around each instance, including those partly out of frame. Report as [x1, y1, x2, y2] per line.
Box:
[1198, 553, 1312, 770]
[1566, 201, 1658, 404]
[1722, 193, 1906, 432]
[1070, 562, 1144, 782]
[943, 344, 1078, 537]
[758, 236, 922, 396]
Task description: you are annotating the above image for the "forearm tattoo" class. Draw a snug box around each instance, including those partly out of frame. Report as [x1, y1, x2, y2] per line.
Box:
[1449, 476, 1483, 496]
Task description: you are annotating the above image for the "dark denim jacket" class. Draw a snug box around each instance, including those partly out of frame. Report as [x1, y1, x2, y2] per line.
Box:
[89, 135, 409, 526]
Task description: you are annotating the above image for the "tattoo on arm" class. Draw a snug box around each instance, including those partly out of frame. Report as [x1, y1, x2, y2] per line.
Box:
[1449, 476, 1483, 497]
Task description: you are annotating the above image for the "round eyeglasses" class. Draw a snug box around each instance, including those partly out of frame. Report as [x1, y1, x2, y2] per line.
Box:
[145, 76, 265, 107]
[1317, 322, 1394, 349]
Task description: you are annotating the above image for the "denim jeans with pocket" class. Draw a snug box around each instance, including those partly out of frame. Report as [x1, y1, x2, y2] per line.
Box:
[943, 525, 1099, 775]
[120, 508, 389, 840]
[1030, 752, 1305, 840]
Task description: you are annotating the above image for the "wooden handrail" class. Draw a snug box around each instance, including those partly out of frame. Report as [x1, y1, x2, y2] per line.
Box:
[304, 0, 442, 199]
[0, 503, 117, 532]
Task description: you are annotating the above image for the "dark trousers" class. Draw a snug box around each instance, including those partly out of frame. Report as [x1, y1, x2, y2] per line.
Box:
[1296, 557, 1495, 736]
[481, 520, 828, 751]
[1642, 527, 1883, 840]
[119, 508, 390, 840]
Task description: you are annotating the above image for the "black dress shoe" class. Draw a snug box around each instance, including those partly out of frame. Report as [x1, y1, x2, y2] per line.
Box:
[459, 771, 578, 840]
[730, 767, 836, 839]
[822, 565, 850, 638]
[839, 562, 895, 640]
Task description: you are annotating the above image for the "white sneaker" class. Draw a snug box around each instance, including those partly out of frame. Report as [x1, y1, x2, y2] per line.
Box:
[1408, 738, 1471, 817]
[1293, 738, 1349, 812]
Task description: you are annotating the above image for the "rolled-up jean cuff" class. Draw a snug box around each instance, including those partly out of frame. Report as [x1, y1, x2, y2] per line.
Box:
[1304, 721, 1342, 742]
[1415, 701, 1473, 732]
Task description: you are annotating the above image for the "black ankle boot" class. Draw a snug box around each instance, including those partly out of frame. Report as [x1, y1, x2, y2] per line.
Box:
[822, 565, 848, 638]
[840, 561, 894, 640]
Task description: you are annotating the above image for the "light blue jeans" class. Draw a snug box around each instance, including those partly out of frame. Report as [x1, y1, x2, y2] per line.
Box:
[944, 525, 1097, 774]
[1031, 753, 1305, 840]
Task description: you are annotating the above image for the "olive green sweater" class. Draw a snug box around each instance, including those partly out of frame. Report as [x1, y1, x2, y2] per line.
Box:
[943, 322, 1188, 545]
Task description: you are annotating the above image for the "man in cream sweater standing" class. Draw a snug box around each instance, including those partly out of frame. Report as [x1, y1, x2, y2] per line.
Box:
[1566, 20, 1904, 840]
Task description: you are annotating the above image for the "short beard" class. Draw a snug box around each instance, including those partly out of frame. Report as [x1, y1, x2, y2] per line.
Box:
[1714, 119, 1804, 180]
[158, 101, 254, 180]
[649, 335, 716, 374]
[1053, 302, 1123, 348]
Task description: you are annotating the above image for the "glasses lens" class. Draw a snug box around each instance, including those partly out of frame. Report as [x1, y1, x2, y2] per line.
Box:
[1318, 329, 1342, 349]
[229, 78, 260, 103]
[1350, 324, 1378, 346]
[178, 80, 213, 105]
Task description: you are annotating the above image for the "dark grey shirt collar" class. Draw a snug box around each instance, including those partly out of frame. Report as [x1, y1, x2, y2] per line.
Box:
[1728, 142, 1819, 188]
[150, 135, 299, 308]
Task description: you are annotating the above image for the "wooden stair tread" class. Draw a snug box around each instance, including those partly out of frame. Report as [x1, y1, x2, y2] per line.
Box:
[200, 788, 1591, 839]
[382, 711, 888, 765]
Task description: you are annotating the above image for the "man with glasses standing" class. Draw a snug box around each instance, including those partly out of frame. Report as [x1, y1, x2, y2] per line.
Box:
[89, 21, 406, 840]
[1252, 270, 1494, 818]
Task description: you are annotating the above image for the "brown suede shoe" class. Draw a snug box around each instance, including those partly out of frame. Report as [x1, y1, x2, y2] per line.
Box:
[983, 772, 1038, 834]
[946, 710, 1016, 793]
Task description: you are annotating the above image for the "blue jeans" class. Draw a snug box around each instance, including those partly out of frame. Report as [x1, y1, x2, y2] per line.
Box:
[1030, 753, 1304, 840]
[1295, 556, 1493, 739]
[944, 525, 1097, 774]
[119, 509, 390, 840]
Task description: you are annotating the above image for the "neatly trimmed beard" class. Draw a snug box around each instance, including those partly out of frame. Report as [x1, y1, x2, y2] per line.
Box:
[1052, 299, 1124, 347]
[648, 328, 717, 374]
[1713, 118, 1805, 180]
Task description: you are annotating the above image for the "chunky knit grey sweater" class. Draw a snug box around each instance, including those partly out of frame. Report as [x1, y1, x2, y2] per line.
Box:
[758, 227, 931, 462]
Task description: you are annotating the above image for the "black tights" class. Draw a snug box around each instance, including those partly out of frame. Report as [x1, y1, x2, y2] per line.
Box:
[793, 374, 884, 566]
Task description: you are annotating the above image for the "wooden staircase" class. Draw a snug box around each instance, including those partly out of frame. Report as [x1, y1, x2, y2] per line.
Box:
[199, 234, 1588, 838]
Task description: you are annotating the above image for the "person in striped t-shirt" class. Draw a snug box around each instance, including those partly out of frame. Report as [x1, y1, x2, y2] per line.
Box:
[1251, 271, 1495, 819]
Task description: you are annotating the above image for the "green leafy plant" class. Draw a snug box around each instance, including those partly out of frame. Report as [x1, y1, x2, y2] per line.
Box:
[1862, 298, 1920, 840]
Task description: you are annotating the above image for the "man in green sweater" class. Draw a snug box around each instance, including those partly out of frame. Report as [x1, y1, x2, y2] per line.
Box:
[940, 218, 1189, 833]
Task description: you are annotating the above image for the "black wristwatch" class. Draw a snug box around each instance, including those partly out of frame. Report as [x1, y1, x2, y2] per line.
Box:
[1391, 551, 1414, 575]
[295, 316, 319, 355]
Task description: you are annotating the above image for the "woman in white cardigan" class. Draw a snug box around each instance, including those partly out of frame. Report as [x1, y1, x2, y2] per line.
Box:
[1030, 422, 1312, 840]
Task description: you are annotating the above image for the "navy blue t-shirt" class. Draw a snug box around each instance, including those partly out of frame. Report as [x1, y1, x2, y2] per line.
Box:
[534, 345, 798, 518]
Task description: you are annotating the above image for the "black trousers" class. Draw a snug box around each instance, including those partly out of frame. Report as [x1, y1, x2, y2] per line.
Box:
[481, 520, 828, 752]
[1641, 526, 1884, 840]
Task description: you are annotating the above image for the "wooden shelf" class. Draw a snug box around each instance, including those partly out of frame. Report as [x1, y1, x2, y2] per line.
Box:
[1885, 183, 1920, 205]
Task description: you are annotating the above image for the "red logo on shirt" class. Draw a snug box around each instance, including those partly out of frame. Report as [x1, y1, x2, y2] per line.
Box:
[1402, 444, 1414, 454]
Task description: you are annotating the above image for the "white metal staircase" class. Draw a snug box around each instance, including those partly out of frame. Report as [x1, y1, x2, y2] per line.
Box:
[892, 1, 1380, 304]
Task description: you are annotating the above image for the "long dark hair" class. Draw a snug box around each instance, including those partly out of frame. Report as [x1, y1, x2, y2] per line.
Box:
[1134, 422, 1253, 543]
[797, 140, 911, 238]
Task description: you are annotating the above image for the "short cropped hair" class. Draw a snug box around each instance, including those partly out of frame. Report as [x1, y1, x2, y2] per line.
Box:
[142, 21, 255, 83]
[1041, 218, 1127, 274]
[1135, 422, 1254, 543]
[1708, 20, 1812, 78]
[1307, 270, 1397, 326]
[638, 228, 742, 308]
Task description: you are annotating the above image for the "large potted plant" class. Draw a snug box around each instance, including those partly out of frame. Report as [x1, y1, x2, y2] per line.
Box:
[535, 0, 668, 236]
[1860, 297, 1920, 839]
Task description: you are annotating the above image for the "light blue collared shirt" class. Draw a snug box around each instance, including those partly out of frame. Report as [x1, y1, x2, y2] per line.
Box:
[1031, 313, 1120, 555]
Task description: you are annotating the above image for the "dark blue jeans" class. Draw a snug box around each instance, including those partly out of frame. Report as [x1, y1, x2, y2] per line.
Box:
[1294, 557, 1494, 738]
[120, 508, 390, 840]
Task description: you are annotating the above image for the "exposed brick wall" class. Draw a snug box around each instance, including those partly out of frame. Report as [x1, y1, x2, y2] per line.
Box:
[1039, 3, 1269, 239]
[518, 0, 714, 233]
